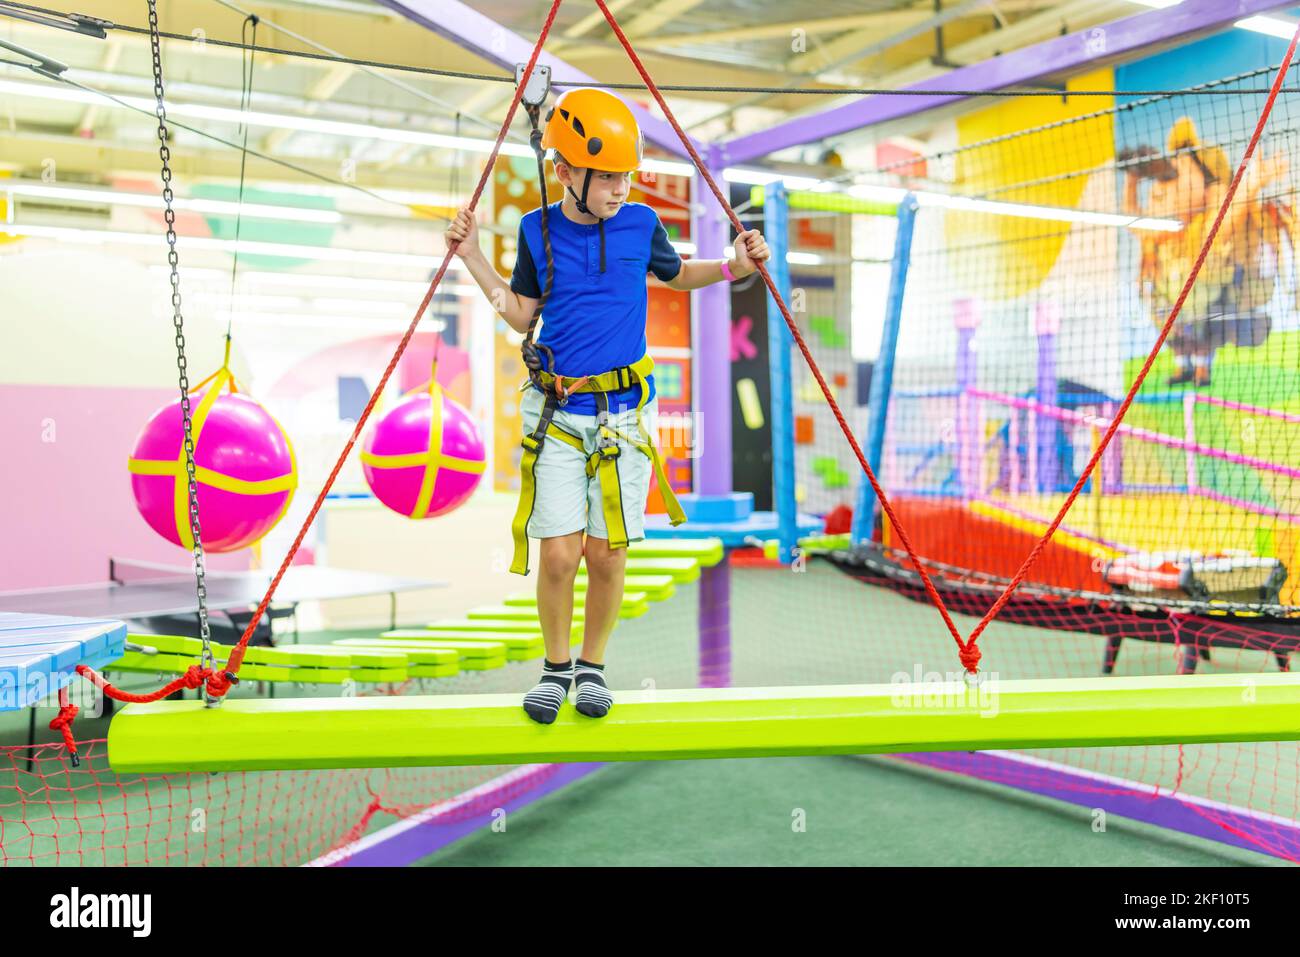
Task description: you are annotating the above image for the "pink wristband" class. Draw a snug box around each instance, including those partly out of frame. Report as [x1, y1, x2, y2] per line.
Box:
[719, 260, 737, 282]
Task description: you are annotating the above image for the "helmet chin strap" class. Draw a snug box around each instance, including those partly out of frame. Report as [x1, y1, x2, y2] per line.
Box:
[565, 167, 597, 217]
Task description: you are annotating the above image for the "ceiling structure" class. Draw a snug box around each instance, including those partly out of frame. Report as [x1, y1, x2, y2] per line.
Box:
[1, 0, 1166, 198]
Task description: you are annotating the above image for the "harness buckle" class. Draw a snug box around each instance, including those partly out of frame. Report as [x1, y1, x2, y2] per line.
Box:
[595, 413, 621, 459]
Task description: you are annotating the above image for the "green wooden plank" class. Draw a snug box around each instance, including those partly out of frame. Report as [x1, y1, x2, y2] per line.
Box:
[503, 591, 650, 615]
[107, 673, 1300, 773]
[466, 606, 587, 623]
[128, 633, 346, 667]
[621, 558, 700, 583]
[423, 619, 560, 636]
[408, 662, 464, 679]
[110, 652, 293, 684]
[287, 644, 409, 668]
[627, 538, 723, 567]
[575, 574, 676, 601]
[372, 633, 541, 657]
[329, 640, 460, 666]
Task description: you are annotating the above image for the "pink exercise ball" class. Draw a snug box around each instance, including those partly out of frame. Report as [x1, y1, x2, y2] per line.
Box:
[128, 385, 298, 553]
[361, 383, 486, 519]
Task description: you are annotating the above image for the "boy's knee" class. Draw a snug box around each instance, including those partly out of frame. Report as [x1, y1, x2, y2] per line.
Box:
[539, 535, 583, 580]
[584, 538, 627, 577]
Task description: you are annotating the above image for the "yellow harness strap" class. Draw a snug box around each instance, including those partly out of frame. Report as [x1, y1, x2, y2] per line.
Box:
[510, 353, 686, 576]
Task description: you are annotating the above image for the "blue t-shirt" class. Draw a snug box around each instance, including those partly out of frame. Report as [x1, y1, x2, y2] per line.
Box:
[510, 201, 682, 414]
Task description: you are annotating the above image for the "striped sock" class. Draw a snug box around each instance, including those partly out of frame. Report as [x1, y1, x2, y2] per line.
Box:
[574, 658, 614, 718]
[522, 659, 572, 725]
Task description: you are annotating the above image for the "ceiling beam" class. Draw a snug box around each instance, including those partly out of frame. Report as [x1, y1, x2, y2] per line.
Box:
[695, 0, 993, 131]
[722, 0, 1298, 165]
[374, 0, 699, 157]
[619, 0, 709, 39]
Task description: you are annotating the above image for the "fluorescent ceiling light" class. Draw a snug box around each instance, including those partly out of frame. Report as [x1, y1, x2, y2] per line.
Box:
[4, 181, 342, 223]
[1234, 16, 1300, 40]
[723, 167, 825, 191]
[670, 240, 698, 255]
[786, 252, 824, 265]
[642, 159, 696, 178]
[0, 77, 694, 178]
[848, 183, 909, 203]
[914, 192, 1182, 230]
[2, 222, 454, 266]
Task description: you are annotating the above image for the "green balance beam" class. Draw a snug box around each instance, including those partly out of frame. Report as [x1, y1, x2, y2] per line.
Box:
[105, 673, 1300, 773]
[627, 538, 723, 567]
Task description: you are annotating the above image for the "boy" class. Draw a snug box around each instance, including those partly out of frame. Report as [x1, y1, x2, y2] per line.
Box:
[446, 87, 769, 724]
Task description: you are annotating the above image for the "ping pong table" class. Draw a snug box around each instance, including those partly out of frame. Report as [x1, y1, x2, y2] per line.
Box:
[0, 560, 444, 757]
[0, 558, 443, 636]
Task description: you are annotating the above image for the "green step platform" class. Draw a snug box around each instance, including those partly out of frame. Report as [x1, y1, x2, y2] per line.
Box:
[626, 538, 724, 567]
[367, 632, 543, 661]
[110, 635, 409, 684]
[337, 638, 509, 670]
[502, 591, 650, 616]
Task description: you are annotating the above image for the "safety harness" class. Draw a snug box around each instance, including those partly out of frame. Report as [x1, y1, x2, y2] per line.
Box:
[509, 71, 685, 576]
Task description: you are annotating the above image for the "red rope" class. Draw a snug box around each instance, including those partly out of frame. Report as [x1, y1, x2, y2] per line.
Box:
[591, 0, 970, 655]
[76, 0, 569, 701]
[962, 24, 1300, 659]
[77, 662, 215, 702]
[49, 687, 80, 766]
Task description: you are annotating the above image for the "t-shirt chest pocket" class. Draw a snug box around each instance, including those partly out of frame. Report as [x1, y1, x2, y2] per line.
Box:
[616, 255, 648, 280]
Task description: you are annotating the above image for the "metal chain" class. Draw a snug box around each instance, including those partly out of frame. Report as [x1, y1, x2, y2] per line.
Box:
[147, 0, 215, 691]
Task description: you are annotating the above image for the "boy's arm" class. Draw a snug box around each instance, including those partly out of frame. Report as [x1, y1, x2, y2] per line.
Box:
[460, 248, 538, 335]
[446, 208, 539, 334]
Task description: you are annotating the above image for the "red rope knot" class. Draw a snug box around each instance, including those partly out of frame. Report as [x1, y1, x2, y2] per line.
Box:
[204, 669, 236, 699]
[959, 643, 982, 676]
[180, 665, 211, 690]
[49, 701, 81, 767]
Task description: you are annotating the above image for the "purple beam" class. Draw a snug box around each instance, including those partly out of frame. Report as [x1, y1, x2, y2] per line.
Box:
[375, 0, 697, 159]
[721, 0, 1296, 165]
[698, 560, 732, 688]
[693, 145, 733, 495]
[312, 763, 604, 866]
[897, 751, 1300, 863]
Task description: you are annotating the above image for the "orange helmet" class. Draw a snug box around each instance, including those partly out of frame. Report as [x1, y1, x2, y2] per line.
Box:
[541, 88, 642, 172]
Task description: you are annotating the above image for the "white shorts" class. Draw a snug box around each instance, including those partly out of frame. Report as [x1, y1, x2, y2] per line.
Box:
[519, 387, 658, 543]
